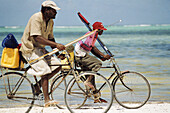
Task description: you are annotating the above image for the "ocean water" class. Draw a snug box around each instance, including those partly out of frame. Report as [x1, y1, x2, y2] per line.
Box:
[0, 25, 170, 104]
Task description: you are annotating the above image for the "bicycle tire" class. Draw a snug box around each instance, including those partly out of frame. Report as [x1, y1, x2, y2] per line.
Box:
[50, 73, 73, 109]
[113, 71, 151, 109]
[0, 72, 35, 113]
[65, 72, 113, 113]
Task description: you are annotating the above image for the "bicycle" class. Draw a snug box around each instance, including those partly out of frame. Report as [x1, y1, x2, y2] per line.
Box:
[75, 11, 151, 111]
[0, 50, 114, 113]
[63, 55, 151, 113]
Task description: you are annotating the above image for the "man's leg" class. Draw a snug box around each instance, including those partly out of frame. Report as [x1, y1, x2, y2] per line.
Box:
[77, 55, 107, 103]
[41, 75, 50, 103]
[41, 66, 61, 103]
[35, 66, 61, 95]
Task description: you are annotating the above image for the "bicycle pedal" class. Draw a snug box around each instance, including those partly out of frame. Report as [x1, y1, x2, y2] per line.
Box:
[94, 98, 101, 103]
[36, 93, 44, 101]
[94, 98, 107, 103]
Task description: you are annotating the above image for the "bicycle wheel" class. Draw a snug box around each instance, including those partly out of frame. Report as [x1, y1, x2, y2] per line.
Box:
[113, 71, 151, 109]
[50, 73, 73, 109]
[65, 72, 113, 113]
[0, 72, 35, 113]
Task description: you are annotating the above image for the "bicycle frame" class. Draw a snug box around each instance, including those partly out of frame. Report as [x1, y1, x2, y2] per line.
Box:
[49, 51, 88, 96]
[100, 57, 133, 91]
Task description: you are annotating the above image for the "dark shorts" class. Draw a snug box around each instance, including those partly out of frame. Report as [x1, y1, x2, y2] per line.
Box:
[75, 54, 102, 72]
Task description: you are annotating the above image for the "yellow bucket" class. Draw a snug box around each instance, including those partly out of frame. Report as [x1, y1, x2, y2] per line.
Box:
[61, 51, 74, 70]
[1, 48, 24, 68]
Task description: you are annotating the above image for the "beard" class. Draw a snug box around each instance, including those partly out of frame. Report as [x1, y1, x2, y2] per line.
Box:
[50, 14, 56, 19]
[51, 16, 56, 19]
[48, 12, 56, 19]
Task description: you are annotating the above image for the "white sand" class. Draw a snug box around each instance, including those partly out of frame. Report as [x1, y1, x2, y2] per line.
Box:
[0, 102, 169, 113]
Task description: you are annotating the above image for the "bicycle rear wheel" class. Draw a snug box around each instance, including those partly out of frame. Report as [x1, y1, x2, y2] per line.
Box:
[65, 72, 113, 113]
[113, 71, 151, 109]
[0, 72, 35, 113]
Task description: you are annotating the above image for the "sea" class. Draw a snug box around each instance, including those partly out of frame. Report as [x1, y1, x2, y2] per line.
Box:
[0, 24, 170, 104]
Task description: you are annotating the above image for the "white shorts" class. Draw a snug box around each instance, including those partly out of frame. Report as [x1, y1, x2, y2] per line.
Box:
[23, 47, 60, 77]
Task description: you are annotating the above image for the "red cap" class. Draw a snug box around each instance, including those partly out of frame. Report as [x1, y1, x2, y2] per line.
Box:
[92, 22, 107, 30]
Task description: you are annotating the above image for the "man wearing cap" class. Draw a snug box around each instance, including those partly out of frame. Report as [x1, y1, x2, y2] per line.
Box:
[20, 0, 65, 107]
[75, 22, 110, 103]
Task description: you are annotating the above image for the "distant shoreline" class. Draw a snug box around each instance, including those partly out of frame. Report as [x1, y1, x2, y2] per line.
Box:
[1, 24, 170, 28]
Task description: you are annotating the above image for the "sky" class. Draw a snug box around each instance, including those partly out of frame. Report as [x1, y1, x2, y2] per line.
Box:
[0, 0, 170, 26]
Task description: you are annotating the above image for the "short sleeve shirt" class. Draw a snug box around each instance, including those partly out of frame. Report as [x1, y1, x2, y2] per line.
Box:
[20, 12, 54, 54]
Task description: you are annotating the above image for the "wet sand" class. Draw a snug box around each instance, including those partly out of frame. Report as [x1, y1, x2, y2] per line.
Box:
[0, 102, 169, 113]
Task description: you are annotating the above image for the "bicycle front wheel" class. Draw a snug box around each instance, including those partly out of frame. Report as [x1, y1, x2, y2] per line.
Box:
[0, 72, 35, 113]
[65, 72, 113, 113]
[113, 71, 151, 109]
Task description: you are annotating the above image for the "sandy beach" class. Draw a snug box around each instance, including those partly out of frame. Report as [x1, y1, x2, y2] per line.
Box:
[0, 102, 169, 113]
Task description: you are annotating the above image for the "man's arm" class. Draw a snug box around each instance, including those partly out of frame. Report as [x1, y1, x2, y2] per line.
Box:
[34, 35, 65, 51]
[48, 38, 60, 56]
[48, 38, 56, 49]
[48, 37, 65, 59]
[91, 46, 110, 61]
